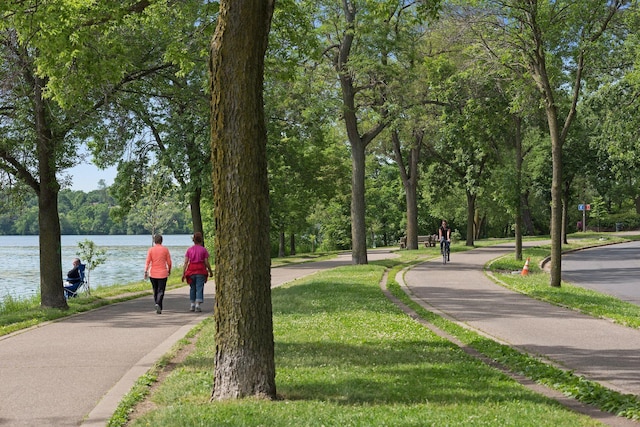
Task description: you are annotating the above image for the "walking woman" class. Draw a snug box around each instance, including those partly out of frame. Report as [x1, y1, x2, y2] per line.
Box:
[182, 232, 213, 312]
[144, 234, 172, 314]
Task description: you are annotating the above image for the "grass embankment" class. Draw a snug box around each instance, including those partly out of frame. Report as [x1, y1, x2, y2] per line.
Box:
[119, 263, 603, 427]
[0, 251, 337, 337]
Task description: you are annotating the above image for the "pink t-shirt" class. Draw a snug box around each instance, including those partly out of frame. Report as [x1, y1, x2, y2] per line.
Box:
[184, 244, 210, 276]
[145, 244, 172, 279]
[185, 244, 209, 264]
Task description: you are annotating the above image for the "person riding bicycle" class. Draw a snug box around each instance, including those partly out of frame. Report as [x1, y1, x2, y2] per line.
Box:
[438, 220, 451, 261]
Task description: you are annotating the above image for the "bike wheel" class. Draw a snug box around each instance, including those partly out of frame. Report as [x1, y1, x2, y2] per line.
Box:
[442, 246, 447, 264]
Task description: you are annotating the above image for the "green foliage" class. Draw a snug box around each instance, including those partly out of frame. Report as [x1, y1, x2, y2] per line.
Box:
[76, 239, 107, 292]
[0, 188, 190, 235]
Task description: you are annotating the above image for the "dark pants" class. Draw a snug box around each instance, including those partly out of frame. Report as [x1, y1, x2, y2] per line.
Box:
[150, 277, 167, 309]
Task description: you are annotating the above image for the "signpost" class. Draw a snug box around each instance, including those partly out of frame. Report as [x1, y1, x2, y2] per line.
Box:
[578, 203, 590, 232]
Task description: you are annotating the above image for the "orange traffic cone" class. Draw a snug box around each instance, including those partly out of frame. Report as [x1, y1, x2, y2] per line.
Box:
[521, 257, 530, 276]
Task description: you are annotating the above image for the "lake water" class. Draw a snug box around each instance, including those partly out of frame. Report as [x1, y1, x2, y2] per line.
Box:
[0, 235, 192, 301]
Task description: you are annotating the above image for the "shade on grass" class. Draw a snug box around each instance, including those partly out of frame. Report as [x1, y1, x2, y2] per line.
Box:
[128, 265, 602, 427]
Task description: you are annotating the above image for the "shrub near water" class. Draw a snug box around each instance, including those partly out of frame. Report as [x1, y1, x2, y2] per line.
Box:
[129, 265, 600, 427]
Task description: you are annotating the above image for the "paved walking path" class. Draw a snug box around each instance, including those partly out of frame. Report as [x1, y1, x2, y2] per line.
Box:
[0, 250, 395, 427]
[403, 243, 640, 399]
[2, 243, 639, 426]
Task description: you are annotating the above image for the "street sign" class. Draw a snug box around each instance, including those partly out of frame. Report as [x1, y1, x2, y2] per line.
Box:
[578, 204, 584, 211]
[586, 204, 591, 211]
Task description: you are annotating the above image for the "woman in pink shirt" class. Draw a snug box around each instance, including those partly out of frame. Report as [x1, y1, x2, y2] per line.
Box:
[144, 234, 172, 314]
[182, 232, 212, 312]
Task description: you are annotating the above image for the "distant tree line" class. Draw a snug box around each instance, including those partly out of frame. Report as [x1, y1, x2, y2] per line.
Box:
[0, 184, 191, 236]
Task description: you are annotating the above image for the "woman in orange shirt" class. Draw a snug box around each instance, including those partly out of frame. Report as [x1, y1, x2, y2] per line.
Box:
[144, 234, 172, 314]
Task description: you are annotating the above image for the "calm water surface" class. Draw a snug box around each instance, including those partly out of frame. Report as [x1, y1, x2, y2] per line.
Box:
[0, 235, 192, 300]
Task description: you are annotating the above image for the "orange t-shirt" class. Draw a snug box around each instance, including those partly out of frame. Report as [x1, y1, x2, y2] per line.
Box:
[145, 244, 172, 279]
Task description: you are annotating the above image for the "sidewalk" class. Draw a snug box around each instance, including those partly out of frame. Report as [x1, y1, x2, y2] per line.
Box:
[402, 243, 640, 399]
[0, 250, 395, 427]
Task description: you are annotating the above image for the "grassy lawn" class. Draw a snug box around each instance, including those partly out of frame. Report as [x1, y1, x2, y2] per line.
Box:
[121, 265, 603, 427]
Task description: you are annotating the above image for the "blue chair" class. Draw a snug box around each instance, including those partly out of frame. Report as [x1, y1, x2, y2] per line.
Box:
[64, 264, 87, 298]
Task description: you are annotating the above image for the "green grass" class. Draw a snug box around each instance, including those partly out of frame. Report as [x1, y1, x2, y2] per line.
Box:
[122, 265, 603, 427]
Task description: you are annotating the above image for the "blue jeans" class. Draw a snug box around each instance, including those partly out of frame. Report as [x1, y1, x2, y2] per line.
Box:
[189, 274, 206, 303]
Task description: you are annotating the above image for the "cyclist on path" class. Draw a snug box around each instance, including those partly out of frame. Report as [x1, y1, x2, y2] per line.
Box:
[438, 220, 451, 261]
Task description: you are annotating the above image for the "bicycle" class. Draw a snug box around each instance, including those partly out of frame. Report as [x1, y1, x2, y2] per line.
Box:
[440, 239, 450, 264]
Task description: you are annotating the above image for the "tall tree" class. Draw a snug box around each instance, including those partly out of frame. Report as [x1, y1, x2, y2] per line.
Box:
[0, 1, 179, 308]
[307, 0, 441, 264]
[209, 0, 276, 400]
[475, 0, 631, 286]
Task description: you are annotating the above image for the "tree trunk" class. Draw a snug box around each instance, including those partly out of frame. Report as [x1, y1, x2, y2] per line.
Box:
[521, 191, 535, 235]
[466, 191, 476, 246]
[548, 108, 563, 288]
[350, 139, 368, 264]
[34, 74, 67, 310]
[189, 187, 203, 235]
[514, 116, 523, 261]
[562, 180, 570, 245]
[391, 130, 420, 250]
[289, 233, 296, 256]
[209, 0, 276, 401]
[278, 231, 285, 258]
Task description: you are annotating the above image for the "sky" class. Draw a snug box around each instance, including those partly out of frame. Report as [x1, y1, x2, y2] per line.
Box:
[67, 163, 118, 192]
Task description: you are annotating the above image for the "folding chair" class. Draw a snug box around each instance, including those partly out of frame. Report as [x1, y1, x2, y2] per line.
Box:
[64, 264, 87, 298]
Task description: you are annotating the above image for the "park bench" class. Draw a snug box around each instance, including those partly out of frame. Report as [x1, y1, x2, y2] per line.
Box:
[400, 234, 438, 248]
[418, 234, 438, 247]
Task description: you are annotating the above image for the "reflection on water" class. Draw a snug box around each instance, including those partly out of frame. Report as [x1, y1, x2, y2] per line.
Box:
[0, 235, 192, 300]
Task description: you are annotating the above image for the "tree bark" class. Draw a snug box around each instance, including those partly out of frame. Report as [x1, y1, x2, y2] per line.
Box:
[514, 116, 523, 261]
[189, 187, 203, 235]
[279, 231, 285, 258]
[34, 74, 67, 309]
[466, 191, 476, 246]
[350, 139, 368, 264]
[209, 0, 276, 400]
[392, 130, 421, 250]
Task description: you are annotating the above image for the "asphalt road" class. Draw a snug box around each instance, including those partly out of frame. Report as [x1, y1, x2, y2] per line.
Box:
[562, 240, 640, 305]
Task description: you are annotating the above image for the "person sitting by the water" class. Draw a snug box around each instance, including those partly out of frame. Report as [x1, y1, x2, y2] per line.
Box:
[64, 258, 85, 298]
[66, 258, 83, 285]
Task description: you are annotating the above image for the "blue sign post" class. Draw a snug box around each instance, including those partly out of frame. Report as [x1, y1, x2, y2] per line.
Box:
[578, 203, 589, 232]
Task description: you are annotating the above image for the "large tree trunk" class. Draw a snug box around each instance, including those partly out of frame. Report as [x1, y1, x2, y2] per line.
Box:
[392, 130, 420, 250]
[289, 233, 296, 256]
[209, 0, 276, 401]
[34, 75, 67, 310]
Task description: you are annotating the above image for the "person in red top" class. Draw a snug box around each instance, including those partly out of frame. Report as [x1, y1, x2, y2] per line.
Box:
[144, 234, 172, 314]
[182, 232, 213, 312]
